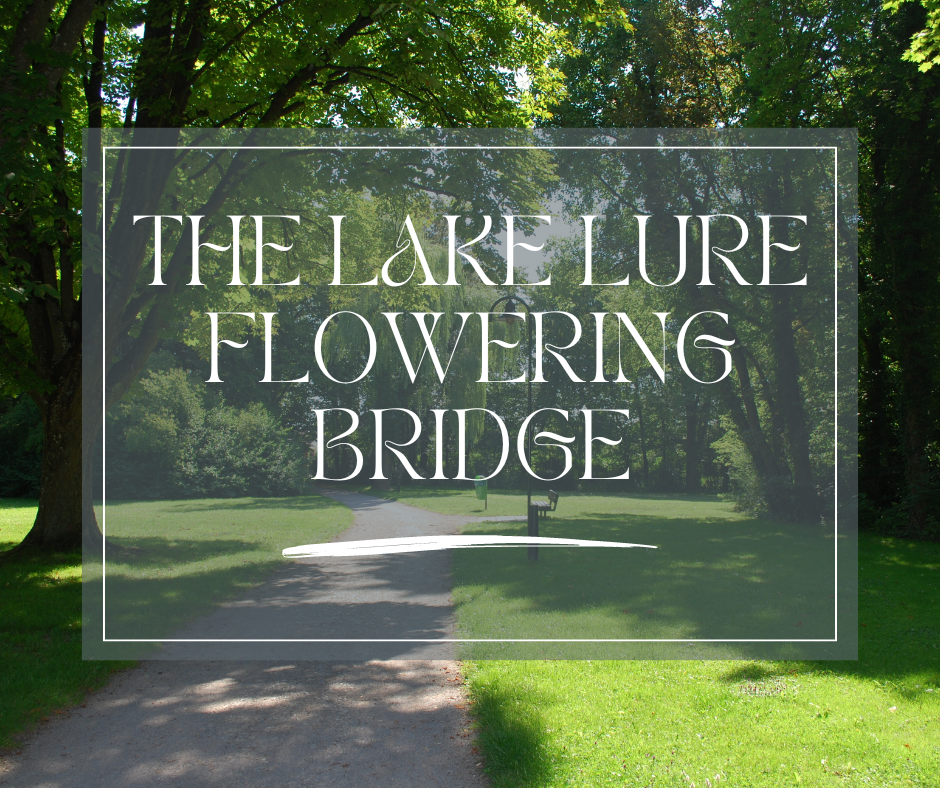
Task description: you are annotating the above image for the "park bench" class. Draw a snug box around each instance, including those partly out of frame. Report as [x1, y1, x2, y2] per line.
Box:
[531, 490, 559, 518]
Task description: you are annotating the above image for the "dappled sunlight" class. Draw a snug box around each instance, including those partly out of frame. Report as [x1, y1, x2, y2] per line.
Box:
[107, 536, 263, 571]
[1, 660, 482, 787]
[0, 513, 130, 747]
[87, 495, 353, 648]
[454, 504, 836, 653]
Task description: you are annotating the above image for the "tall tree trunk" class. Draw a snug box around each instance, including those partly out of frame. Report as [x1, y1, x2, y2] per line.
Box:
[858, 314, 892, 507]
[771, 172, 815, 501]
[770, 288, 816, 517]
[685, 394, 700, 494]
[6, 219, 91, 553]
[716, 342, 787, 482]
[636, 389, 650, 486]
[698, 396, 711, 486]
[18, 347, 84, 549]
[658, 398, 672, 490]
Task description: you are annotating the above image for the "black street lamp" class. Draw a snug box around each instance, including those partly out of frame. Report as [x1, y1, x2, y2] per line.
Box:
[489, 294, 538, 561]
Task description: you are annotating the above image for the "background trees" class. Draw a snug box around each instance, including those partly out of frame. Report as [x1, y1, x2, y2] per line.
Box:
[0, 0, 622, 549]
[3, 0, 939, 547]
[548, 0, 940, 538]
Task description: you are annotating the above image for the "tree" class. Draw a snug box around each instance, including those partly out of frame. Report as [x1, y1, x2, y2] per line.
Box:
[549, 0, 735, 128]
[718, 0, 940, 536]
[0, 0, 625, 551]
[855, 0, 940, 537]
[887, 0, 940, 71]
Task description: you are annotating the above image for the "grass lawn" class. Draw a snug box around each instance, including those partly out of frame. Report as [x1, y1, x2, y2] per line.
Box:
[1, 494, 352, 747]
[382, 485, 940, 788]
[441, 488, 836, 653]
[0, 500, 131, 749]
[92, 495, 353, 649]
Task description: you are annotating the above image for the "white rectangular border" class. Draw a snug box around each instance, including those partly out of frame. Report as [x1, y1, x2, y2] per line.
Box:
[100, 141, 844, 645]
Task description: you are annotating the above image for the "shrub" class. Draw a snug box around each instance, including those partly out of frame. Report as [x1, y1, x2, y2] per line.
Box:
[107, 369, 302, 498]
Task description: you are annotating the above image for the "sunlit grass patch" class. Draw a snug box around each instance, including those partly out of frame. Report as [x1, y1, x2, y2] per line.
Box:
[0, 499, 38, 550]
[461, 532, 940, 788]
[0, 501, 130, 749]
[97, 495, 353, 642]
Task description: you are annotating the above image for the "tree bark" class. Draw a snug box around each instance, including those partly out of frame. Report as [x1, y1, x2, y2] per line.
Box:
[769, 287, 817, 518]
[635, 387, 649, 486]
[18, 346, 84, 550]
[685, 394, 700, 494]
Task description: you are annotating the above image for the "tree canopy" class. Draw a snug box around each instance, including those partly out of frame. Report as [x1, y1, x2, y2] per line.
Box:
[2, 0, 940, 549]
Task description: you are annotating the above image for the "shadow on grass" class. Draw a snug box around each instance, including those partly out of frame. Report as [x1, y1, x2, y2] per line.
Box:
[468, 673, 557, 788]
[0, 549, 131, 747]
[107, 535, 261, 567]
[453, 511, 838, 655]
[713, 533, 940, 688]
[90, 539, 280, 643]
[104, 495, 340, 513]
[719, 663, 781, 683]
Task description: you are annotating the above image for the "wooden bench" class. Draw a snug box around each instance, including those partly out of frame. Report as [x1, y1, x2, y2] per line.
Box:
[531, 490, 559, 518]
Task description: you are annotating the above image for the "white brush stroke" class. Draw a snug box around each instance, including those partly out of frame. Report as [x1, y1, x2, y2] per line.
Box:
[283, 535, 657, 558]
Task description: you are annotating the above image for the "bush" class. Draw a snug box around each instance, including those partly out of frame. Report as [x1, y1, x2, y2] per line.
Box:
[173, 403, 304, 497]
[712, 423, 823, 521]
[0, 397, 42, 497]
[106, 369, 303, 498]
[859, 491, 940, 541]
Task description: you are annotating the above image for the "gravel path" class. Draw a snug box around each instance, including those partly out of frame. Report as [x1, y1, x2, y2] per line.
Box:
[0, 490, 501, 787]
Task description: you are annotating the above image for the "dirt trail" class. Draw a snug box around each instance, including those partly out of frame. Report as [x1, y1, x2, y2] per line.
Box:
[0, 491, 498, 787]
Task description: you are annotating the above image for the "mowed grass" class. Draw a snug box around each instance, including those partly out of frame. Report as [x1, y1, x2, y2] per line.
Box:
[97, 495, 352, 644]
[450, 492, 837, 653]
[0, 494, 352, 747]
[0, 500, 131, 749]
[356, 483, 530, 517]
[464, 534, 940, 788]
[386, 487, 940, 787]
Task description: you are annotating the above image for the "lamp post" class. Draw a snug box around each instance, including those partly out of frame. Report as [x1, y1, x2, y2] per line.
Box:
[489, 294, 538, 561]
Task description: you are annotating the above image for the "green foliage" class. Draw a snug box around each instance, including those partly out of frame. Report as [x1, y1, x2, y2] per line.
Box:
[106, 367, 304, 498]
[174, 402, 304, 497]
[0, 396, 42, 498]
[1, 0, 627, 548]
[860, 491, 940, 541]
[550, 0, 734, 128]
[120, 367, 207, 459]
[711, 420, 764, 513]
[1, 0, 934, 539]
[887, 0, 940, 70]
[545, 1, 939, 535]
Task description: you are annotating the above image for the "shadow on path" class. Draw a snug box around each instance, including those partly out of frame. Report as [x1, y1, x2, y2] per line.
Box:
[0, 661, 484, 788]
[1, 490, 489, 787]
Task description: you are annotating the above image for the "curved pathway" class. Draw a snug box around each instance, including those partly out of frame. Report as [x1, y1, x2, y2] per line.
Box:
[0, 490, 499, 788]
